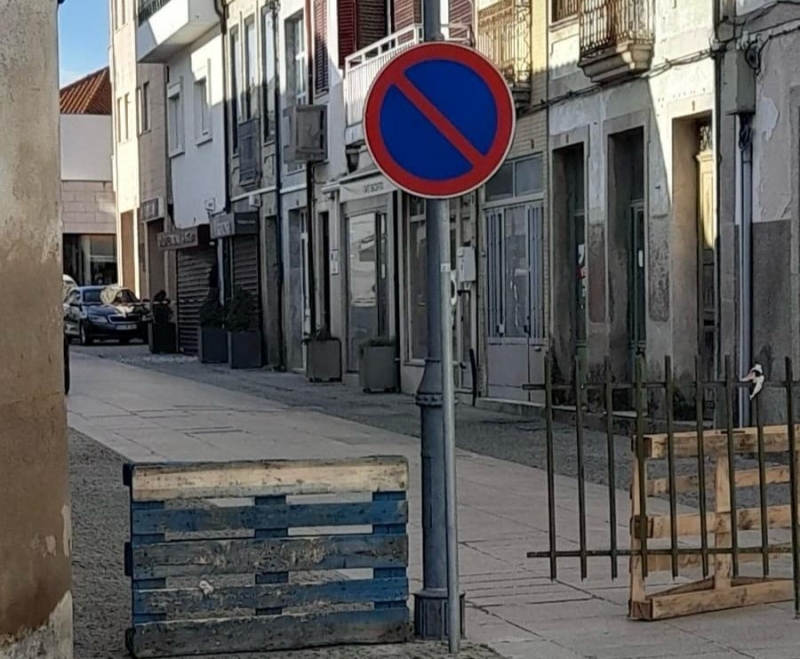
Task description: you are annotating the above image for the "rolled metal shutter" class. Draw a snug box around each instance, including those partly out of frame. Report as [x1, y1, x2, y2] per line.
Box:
[232, 235, 261, 318]
[176, 247, 216, 355]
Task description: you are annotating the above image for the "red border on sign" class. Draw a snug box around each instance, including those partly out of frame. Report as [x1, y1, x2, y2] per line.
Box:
[364, 42, 516, 199]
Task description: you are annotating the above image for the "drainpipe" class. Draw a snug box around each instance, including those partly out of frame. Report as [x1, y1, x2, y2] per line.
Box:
[214, 0, 231, 214]
[738, 114, 754, 425]
[713, 0, 723, 385]
[304, 0, 318, 333]
[273, 1, 287, 369]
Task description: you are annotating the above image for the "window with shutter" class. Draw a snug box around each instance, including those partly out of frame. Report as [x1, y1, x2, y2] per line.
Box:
[314, 0, 329, 93]
[358, 0, 387, 47]
[393, 0, 420, 32]
[337, 0, 356, 67]
[448, 0, 472, 40]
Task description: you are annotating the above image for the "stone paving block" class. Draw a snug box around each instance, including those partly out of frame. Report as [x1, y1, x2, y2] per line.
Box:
[487, 598, 627, 629]
[486, 639, 584, 659]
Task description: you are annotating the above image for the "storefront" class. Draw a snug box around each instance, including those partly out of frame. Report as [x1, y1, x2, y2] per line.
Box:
[211, 211, 261, 307]
[63, 234, 117, 286]
[338, 173, 397, 374]
[158, 225, 215, 355]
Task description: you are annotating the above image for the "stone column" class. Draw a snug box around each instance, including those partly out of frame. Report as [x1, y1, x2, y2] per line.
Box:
[0, 2, 73, 658]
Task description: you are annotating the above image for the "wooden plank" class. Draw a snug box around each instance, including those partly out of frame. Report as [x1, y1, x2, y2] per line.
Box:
[645, 426, 799, 459]
[254, 495, 287, 616]
[636, 578, 793, 621]
[628, 458, 646, 611]
[646, 546, 792, 573]
[714, 453, 732, 589]
[647, 466, 790, 496]
[132, 534, 408, 579]
[634, 503, 800, 539]
[129, 456, 409, 502]
[127, 608, 410, 658]
[132, 500, 409, 535]
[373, 491, 407, 611]
[133, 577, 409, 617]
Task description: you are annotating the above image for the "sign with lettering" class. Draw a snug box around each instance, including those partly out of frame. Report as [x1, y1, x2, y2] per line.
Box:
[140, 197, 163, 222]
[210, 212, 260, 239]
[157, 227, 199, 250]
[339, 176, 397, 203]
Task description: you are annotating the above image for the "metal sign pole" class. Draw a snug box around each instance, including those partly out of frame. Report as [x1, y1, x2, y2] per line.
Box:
[440, 218, 461, 653]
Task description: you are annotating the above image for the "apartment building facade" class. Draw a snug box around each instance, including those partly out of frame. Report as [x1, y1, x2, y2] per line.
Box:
[59, 68, 118, 286]
[546, 0, 718, 410]
[110, 0, 171, 302]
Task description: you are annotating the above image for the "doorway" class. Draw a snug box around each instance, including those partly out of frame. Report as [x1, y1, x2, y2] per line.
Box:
[287, 208, 308, 372]
[120, 211, 136, 290]
[608, 128, 646, 397]
[346, 212, 388, 372]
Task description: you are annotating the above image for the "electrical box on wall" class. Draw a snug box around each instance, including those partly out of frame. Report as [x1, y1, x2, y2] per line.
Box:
[457, 246, 476, 287]
[724, 47, 756, 115]
[285, 105, 327, 163]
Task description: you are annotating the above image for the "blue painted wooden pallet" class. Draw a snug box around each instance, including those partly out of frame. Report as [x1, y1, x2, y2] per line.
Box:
[123, 457, 411, 658]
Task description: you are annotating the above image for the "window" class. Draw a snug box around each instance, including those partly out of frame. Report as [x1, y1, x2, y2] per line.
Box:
[486, 154, 543, 201]
[138, 82, 151, 134]
[244, 16, 257, 119]
[167, 81, 184, 155]
[124, 93, 131, 141]
[314, 0, 329, 93]
[116, 97, 124, 142]
[194, 76, 211, 142]
[487, 203, 545, 340]
[287, 14, 307, 106]
[115, 0, 126, 29]
[261, 6, 277, 140]
[230, 26, 240, 151]
[552, 0, 579, 23]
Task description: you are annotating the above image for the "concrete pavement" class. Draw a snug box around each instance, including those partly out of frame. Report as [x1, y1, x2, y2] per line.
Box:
[68, 350, 800, 659]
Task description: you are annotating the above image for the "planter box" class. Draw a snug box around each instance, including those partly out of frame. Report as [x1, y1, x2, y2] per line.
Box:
[229, 330, 262, 369]
[199, 327, 228, 364]
[359, 345, 398, 393]
[306, 338, 342, 382]
[149, 322, 177, 354]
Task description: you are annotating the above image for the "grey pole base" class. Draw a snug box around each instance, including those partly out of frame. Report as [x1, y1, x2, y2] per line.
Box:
[414, 589, 466, 640]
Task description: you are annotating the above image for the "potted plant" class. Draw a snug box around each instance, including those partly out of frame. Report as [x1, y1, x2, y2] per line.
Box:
[226, 287, 262, 369]
[148, 290, 177, 354]
[198, 289, 228, 364]
[359, 337, 399, 393]
[304, 326, 342, 382]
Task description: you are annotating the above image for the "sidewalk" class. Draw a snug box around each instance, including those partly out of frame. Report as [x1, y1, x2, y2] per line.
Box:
[68, 349, 800, 659]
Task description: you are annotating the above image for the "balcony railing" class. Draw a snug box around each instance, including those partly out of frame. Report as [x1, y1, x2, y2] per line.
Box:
[552, 0, 579, 23]
[138, 0, 170, 24]
[579, 0, 653, 61]
[477, 0, 532, 106]
[344, 25, 423, 135]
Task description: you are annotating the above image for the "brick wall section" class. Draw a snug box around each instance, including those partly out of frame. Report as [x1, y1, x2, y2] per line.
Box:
[60, 180, 116, 235]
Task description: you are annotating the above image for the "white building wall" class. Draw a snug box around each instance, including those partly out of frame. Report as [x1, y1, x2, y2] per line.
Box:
[167, 28, 226, 227]
[60, 115, 113, 181]
[60, 181, 116, 235]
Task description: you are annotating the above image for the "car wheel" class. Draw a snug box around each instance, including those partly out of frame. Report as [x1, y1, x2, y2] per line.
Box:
[79, 322, 93, 346]
[120, 337, 130, 345]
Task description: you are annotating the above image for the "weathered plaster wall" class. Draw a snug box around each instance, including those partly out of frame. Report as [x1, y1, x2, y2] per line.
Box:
[0, 2, 73, 657]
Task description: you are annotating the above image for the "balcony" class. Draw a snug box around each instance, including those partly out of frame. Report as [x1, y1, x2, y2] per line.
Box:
[343, 25, 423, 145]
[578, 0, 654, 83]
[137, 0, 218, 64]
[477, 0, 532, 109]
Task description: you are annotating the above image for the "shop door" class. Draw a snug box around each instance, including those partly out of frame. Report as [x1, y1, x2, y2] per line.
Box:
[346, 212, 388, 372]
[486, 201, 545, 401]
[176, 248, 216, 355]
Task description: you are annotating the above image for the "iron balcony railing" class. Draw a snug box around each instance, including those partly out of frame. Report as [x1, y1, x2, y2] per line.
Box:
[476, 0, 532, 92]
[552, 0, 579, 23]
[138, 0, 171, 25]
[343, 25, 423, 129]
[579, 0, 653, 61]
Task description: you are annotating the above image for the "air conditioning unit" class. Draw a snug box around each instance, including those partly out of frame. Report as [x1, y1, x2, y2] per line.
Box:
[204, 198, 216, 213]
[285, 105, 327, 164]
[248, 193, 262, 208]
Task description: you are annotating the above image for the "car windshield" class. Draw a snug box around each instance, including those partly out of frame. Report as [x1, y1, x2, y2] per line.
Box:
[83, 287, 139, 305]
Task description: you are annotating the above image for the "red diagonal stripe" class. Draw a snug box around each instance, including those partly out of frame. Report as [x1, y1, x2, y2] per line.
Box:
[393, 74, 483, 167]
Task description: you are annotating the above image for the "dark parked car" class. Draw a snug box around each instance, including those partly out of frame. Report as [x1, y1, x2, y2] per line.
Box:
[64, 286, 151, 345]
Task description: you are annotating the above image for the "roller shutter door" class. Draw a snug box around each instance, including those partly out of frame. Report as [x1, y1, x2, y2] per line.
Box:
[176, 247, 216, 355]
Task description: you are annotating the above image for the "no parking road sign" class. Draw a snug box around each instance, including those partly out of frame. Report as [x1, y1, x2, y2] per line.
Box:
[364, 42, 516, 199]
